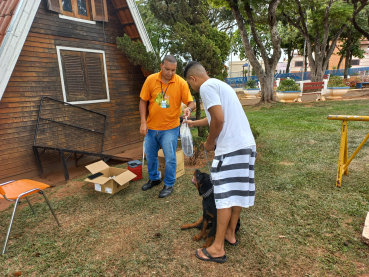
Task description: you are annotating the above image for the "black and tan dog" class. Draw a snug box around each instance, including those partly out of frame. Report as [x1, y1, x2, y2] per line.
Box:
[181, 169, 241, 247]
[181, 169, 217, 248]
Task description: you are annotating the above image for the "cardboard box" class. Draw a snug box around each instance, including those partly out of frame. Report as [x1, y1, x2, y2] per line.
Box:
[158, 149, 185, 179]
[85, 161, 137, 195]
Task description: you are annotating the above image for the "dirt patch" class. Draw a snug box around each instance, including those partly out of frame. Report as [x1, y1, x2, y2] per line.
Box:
[355, 262, 367, 272]
[304, 105, 313, 107]
[0, 199, 11, 212]
[279, 161, 294, 166]
[52, 180, 91, 199]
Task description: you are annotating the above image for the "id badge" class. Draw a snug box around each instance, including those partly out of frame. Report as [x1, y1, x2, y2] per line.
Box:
[161, 100, 167, 108]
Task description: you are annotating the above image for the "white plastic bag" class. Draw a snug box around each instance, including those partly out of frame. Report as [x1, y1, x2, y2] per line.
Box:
[180, 117, 193, 157]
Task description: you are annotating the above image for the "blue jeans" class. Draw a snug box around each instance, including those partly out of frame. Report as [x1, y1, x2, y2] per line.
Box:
[145, 127, 179, 187]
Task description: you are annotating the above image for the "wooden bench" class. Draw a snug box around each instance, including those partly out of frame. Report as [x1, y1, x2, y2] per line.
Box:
[295, 81, 325, 102]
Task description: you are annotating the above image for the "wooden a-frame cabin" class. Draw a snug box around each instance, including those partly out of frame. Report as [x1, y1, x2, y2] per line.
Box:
[0, 0, 153, 182]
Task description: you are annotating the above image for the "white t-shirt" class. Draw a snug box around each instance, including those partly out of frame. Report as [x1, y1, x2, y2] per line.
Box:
[200, 78, 256, 156]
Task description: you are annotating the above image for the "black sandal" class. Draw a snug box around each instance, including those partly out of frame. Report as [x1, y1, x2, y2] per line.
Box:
[225, 238, 239, 246]
[195, 248, 227, 263]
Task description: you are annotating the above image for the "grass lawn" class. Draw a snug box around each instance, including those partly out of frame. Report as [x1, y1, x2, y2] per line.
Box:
[1, 100, 369, 276]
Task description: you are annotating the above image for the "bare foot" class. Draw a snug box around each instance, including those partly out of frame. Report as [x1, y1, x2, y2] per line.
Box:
[196, 245, 225, 260]
[225, 229, 236, 244]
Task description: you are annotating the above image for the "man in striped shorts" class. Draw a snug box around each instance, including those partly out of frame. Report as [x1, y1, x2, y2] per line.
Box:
[183, 62, 256, 263]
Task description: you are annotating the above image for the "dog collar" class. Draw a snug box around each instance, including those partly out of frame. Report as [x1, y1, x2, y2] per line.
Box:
[201, 186, 214, 198]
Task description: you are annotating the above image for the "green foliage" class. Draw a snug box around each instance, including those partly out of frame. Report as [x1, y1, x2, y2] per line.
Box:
[147, 0, 231, 137]
[353, 3, 369, 39]
[171, 21, 230, 79]
[145, 0, 231, 80]
[231, 26, 273, 61]
[281, 0, 356, 81]
[276, 79, 301, 92]
[135, 0, 171, 61]
[328, 76, 347, 87]
[116, 34, 160, 73]
[336, 24, 366, 70]
[244, 80, 257, 89]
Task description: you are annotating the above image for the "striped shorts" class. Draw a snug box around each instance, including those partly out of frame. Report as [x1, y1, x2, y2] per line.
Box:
[211, 146, 256, 209]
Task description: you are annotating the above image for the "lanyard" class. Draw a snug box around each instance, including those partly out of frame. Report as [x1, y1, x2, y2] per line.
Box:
[160, 82, 170, 99]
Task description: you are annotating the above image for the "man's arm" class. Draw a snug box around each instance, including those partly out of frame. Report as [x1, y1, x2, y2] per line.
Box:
[205, 105, 224, 151]
[187, 101, 196, 111]
[183, 101, 196, 118]
[139, 98, 148, 136]
[183, 117, 208, 127]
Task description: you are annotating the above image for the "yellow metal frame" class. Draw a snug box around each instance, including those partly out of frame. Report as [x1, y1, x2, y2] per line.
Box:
[328, 115, 369, 187]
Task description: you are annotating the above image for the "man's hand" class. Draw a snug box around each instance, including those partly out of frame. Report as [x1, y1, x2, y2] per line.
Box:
[182, 119, 195, 128]
[140, 122, 148, 136]
[204, 140, 216, 152]
[183, 107, 192, 118]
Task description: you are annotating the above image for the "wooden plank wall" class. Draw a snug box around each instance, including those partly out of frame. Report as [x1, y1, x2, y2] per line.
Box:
[0, 0, 145, 179]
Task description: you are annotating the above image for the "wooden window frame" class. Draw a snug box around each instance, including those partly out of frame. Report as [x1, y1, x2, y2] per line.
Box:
[91, 0, 108, 22]
[59, 14, 96, 25]
[59, 0, 91, 21]
[56, 46, 110, 105]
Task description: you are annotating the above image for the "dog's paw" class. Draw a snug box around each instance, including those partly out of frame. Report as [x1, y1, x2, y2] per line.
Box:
[193, 235, 202, 241]
[202, 241, 212, 248]
[181, 224, 190, 230]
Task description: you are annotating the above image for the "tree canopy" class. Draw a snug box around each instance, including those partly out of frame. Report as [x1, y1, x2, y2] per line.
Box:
[282, 0, 354, 81]
[211, 0, 282, 103]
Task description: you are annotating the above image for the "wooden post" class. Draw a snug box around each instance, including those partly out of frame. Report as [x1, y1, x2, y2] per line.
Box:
[336, 121, 347, 187]
[344, 130, 348, 176]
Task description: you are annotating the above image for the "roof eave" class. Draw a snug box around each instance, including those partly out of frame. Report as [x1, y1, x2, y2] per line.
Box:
[125, 0, 154, 53]
[0, 0, 41, 101]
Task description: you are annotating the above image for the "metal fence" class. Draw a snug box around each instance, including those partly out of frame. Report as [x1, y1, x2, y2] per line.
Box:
[225, 67, 369, 86]
[328, 67, 369, 76]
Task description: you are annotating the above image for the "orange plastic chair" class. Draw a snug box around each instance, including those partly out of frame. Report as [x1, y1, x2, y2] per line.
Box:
[0, 180, 60, 255]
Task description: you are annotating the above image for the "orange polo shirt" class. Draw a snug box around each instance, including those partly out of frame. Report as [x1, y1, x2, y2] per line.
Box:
[140, 71, 193, 130]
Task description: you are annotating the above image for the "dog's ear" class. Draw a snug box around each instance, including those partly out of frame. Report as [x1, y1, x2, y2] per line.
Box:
[193, 170, 204, 196]
[198, 173, 210, 195]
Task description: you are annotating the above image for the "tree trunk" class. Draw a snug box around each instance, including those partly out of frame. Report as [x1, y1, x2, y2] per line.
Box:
[310, 52, 325, 82]
[283, 1, 347, 83]
[304, 53, 308, 72]
[193, 92, 204, 137]
[344, 27, 352, 79]
[226, 0, 281, 104]
[337, 54, 344, 69]
[286, 48, 293, 73]
[352, 0, 369, 41]
[259, 72, 275, 102]
[311, 67, 325, 82]
[326, 39, 330, 70]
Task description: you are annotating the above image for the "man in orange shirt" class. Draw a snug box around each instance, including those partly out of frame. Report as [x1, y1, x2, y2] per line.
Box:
[139, 55, 195, 198]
